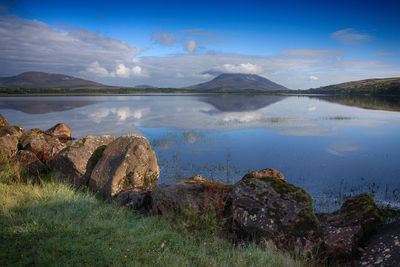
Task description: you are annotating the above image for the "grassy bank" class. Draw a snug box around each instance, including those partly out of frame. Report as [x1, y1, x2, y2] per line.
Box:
[0, 160, 301, 267]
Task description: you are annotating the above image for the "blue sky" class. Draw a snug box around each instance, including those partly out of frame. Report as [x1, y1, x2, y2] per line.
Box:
[0, 0, 399, 89]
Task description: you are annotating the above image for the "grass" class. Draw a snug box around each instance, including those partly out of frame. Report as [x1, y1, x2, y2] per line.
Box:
[0, 159, 302, 267]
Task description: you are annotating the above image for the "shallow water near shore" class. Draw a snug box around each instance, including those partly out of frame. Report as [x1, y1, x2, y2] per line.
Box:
[1, 94, 400, 212]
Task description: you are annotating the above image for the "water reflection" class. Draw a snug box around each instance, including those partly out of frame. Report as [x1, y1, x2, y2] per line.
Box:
[311, 95, 400, 112]
[0, 99, 97, 114]
[1, 94, 400, 211]
[200, 95, 286, 112]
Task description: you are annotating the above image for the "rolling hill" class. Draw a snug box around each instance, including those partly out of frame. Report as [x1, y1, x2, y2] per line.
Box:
[186, 73, 288, 91]
[305, 77, 400, 96]
[0, 72, 110, 89]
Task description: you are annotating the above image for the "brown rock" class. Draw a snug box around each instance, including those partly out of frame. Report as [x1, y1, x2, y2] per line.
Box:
[321, 193, 383, 259]
[0, 125, 24, 138]
[89, 135, 159, 198]
[0, 113, 8, 126]
[45, 123, 73, 145]
[16, 150, 45, 175]
[0, 134, 18, 158]
[152, 175, 232, 216]
[19, 129, 66, 163]
[232, 168, 321, 254]
[51, 135, 115, 187]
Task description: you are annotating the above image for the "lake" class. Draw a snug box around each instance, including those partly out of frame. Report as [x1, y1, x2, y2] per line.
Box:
[1, 94, 400, 211]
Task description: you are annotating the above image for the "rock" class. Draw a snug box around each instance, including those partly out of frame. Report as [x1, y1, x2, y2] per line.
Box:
[0, 124, 24, 158]
[51, 135, 115, 187]
[152, 175, 232, 217]
[115, 189, 152, 214]
[321, 193, 383, 259]
[0, 134, 18, 158]
[45, 123, 72, 138]
[0, 113, 8, 126]
[19, 129, 66, 163]
[16, 150, 45, 175]
[0, 125, 24, 138]
[89, 135, 159, 198]
[232, 168, 321, 253]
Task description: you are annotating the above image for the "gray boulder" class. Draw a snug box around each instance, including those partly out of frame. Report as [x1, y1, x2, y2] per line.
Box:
[232, 168, 321, 253]
[0, 125, 24, 138]
[321, 193, 383, 259]
[152, 175, 232, 217]
[89, 135, 159, 198]
[51, 135, 115, 187]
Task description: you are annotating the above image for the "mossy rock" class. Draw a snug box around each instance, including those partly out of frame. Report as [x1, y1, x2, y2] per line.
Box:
[232, 168, 321, 253]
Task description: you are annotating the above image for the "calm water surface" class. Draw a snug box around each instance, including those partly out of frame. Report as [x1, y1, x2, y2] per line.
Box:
[1, 94, 400, 211]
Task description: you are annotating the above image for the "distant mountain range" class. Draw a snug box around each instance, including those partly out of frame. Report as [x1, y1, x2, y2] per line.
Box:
[186, 73, 288, 91]
[0, 72, 110, 89]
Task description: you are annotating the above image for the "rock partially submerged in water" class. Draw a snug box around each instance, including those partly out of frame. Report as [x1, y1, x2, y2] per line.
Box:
[89, 135, 159, 198]
[321, 193, 383, 259]
[51, 135, 115, 187]
[152, 175, 232, 216]
[232, 168, 322, 254]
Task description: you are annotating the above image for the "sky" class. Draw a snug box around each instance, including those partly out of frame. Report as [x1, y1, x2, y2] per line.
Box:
[0, 0, 400, 89]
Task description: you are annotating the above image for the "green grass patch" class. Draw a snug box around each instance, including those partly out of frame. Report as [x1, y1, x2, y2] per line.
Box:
[0, 160, 301, 266]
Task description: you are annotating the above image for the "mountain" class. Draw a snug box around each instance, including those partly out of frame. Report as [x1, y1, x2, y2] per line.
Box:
[0, 72, 110, 89]
[305, 77, 400, 96]
[186, 73, 288, 91]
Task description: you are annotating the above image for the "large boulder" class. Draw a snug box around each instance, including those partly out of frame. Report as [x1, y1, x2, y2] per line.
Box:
[321, 193, 383, 259]
[89, 135, 159, 198]
[0, 113, 8, 126]
[152, 175, 232, 217]
[51, 135, 115, 187]
[19, 129, 66, 163]
[232, 168, 321, 253]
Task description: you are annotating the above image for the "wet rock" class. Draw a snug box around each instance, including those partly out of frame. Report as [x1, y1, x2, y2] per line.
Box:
[232, 168, 321, 254]
[0, 113, 8, 126]
[19, 129, 66, 163]
[115, 189, 152, 214]
[51, 135, 115, 187]
[152, 175, 232, 216]
[89, 135, 159, 198]
[322, 193, 383, 259]
[16, 150, 45, 175]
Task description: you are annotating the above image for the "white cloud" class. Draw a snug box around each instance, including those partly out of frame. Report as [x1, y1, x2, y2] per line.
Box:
[151, 30, 176, 45]
[331, 28, 371, 44]
[86, 61, 110, 77]
[0, 15, 141, 78]
[308, 106, 317, 111]
[216, 63, 263, 74]
[186, 40, 197, 52]
[111, 64, 131, 78]
[309, 75, 318, 81]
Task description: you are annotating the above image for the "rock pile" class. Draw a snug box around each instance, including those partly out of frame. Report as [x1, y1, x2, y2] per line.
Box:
[0, 113, 388, 262]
